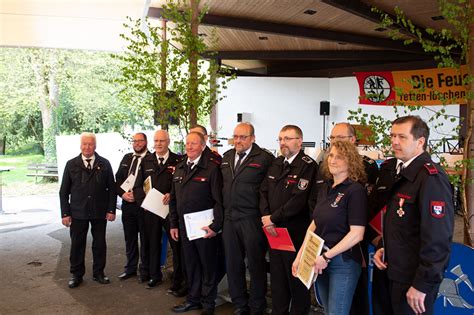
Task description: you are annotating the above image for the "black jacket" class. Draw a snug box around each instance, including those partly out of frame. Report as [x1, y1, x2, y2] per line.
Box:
[115, 151, 151, 208]
[169, 154, 224, 233]
[60, 153, 116, 219]
[221, 143, 274, 221]
[260, 150, 317, 247]
[134, 151, 181, 205]
[372, 152, 454, 293]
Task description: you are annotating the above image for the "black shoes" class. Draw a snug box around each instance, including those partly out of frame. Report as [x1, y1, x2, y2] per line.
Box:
[168, 286, 188, 297]
[68, 276, 83, 289]
[138, 275, 150, 283]
[147, 278, 163, 288]
[172, 301, 203, 313]
[92, 274, 110, 284]
[118, 271, 137, 280]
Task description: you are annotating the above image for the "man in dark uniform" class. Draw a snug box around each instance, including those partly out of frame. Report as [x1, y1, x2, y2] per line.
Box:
[169, 132, 223, 315]
[115, 132, 150, 281]
[134, 130, 181, 288]
[59, 132, 116, 288]
[260, 125, 317, 315]
[373, 116, 454, 315]
[221, 122, 274, 315]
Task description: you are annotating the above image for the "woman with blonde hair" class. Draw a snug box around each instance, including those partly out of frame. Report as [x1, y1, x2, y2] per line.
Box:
[292, 140, 367, 315]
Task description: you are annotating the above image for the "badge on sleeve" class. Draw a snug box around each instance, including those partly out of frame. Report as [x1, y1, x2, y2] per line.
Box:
[297, 178, 309, 190]
[431, 201, 446, 218]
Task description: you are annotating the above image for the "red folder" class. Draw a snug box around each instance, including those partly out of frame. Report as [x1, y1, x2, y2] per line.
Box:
[263, 227, 296, 252]
[369, 206, 386, 236]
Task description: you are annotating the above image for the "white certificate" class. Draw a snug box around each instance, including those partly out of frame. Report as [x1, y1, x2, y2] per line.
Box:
[297, 230, 325, 289]
[184, 209, 214, 241]
[140, 188, 169, 219]
[120, 173, 136, 192]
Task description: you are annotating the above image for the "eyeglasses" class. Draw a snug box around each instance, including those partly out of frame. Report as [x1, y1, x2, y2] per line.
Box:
[233, 135, 251, 141]
[131, 139, 146, 143]
[328, 135, 352, 141]
[277, 137, 300, 143]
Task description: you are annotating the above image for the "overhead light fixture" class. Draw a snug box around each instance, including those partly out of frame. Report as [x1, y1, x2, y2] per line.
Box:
[304, 9, 317, 15]
[374, 27, 387, 32]
[431, 15, 445, 21]
[258, 36, 268, 40]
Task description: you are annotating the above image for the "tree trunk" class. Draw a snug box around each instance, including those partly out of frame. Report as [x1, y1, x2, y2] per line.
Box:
[160, 19, 169, 131]
[209, 59, 220, 133]
[188, 0, 199, 127]
[31, 50, 59, 162]
[465, 15, 474, 245]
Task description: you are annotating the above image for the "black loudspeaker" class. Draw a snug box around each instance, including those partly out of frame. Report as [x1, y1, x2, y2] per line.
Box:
[320, 101, 330, 116]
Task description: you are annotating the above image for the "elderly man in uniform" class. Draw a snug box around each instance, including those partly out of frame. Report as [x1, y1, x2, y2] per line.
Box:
[134, 130, 181, 288]
[169, 131, 223, 315]
[221, 122, 274, 315]
[260, 125, 317, 314]
[373, 116, 454, 315]
[59, 132, 116, 288]
[115, 132, 150, 282]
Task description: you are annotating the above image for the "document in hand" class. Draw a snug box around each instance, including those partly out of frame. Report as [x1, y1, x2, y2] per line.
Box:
[297, 230, 325, 289]
[143, 176, 152, 195]
[184, 209, 214, 241]
[263, 227, 296, 252]
[140, 188, 169, 219]
[120, 173, 136, 192]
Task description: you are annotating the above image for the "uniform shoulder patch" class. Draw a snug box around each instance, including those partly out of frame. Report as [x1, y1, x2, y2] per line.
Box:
[301, 156, 314, 164]
[424, 163, 438, 175]
[430, 201, 446, 218]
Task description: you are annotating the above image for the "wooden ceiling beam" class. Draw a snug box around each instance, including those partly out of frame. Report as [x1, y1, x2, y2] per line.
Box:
[148, 7, 425, 54]
[203, 50, 431, 61]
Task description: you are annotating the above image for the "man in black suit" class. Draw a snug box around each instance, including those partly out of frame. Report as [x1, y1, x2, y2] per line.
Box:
[221, 122, 274, 315]
[115, 132, 149, 281]
[134, 130, 181, 288]
[59, 132, 116, 288]
[260, 125, 317, 315]
[169, 132, 223, 315]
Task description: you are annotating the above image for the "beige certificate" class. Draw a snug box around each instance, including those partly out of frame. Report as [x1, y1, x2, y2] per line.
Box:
[297, 230, 325, 289]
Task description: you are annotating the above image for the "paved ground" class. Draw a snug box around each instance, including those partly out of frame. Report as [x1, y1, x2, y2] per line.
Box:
[0, 195, 465, 315]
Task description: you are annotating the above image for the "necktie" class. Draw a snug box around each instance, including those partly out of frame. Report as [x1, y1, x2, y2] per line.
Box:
[397, 162, 405, 175]
[187, 162, 194, 174]
[158, 157, 165, 165]
[282, 161, 290, 174]
[129, 155, 139, 175]
[86, 159, 92, 170]
[234, 152, 246, 172]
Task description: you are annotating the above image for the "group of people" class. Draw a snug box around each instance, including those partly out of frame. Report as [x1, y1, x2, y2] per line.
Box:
[59, 115, 454, 315]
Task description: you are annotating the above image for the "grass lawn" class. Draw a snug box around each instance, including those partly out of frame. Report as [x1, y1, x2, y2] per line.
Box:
[0, 154, 58, 196]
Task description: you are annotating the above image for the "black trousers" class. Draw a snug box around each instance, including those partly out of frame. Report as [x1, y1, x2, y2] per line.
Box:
[164, 219, 186, 289]
[270, 248, 310, 315]
[223, 217, 267, 312]
[181, 226, 218, 310]
[69, 218, 107, 277]
[143, 211, 164, 281]
[389, 280, 440, 315]
[121, 203, 146, 274]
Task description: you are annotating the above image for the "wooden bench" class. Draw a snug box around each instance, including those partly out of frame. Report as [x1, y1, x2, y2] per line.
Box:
[27, 163, 58, 183]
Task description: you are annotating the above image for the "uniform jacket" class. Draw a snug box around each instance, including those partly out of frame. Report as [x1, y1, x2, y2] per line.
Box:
[169, 154, 224, 234]
[134, 151, 181, 205]
[221, 143, 274, 221]
[59, 153, 116, 219]
[115, 151, 151, 208]
[371, 152, 454, 293]
[260, 150, 317, 247]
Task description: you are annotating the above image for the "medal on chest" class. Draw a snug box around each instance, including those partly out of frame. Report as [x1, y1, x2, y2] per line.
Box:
[331, 192, 344, 208]
[397, 198, 405, 217]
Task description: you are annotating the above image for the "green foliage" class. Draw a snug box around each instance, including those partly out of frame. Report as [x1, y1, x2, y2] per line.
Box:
[112, 0, 235, 131]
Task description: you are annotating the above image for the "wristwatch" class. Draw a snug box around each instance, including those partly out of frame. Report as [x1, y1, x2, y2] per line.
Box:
[322, 253, 332, 263]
